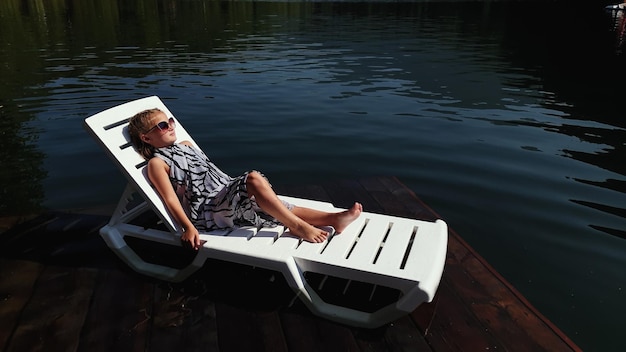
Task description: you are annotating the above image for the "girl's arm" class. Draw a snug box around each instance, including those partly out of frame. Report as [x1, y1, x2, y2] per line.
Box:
[147, 157, 201, 250]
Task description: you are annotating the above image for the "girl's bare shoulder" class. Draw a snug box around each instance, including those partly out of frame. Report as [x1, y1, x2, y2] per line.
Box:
[147, 156, 166, 167]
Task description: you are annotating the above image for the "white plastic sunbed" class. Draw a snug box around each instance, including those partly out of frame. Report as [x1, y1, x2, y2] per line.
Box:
[83, 96, 448, 328]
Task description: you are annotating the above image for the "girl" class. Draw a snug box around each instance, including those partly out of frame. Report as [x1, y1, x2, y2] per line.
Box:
[128, 108, 362, 250]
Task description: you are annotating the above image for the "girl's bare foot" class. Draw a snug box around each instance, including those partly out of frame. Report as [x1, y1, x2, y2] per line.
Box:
[289, 221, 329, 243]
[334, 202, 363, 234]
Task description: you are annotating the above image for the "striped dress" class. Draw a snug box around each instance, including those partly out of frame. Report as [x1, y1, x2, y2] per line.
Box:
[154, 143, 292, 230]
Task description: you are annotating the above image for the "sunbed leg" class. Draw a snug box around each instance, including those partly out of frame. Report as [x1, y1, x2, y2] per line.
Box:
[108, 183, 152, 226]
[108, 184, 136, 225]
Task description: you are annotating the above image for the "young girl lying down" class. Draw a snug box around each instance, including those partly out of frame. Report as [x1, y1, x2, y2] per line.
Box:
[128, 108, 362, 250]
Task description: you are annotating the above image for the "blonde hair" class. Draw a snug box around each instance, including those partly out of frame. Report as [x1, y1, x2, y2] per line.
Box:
[128, 108, 161, 159]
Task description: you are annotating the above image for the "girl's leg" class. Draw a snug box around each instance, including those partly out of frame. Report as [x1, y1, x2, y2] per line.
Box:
[291, 204, 362, 234]
[245, 172, 362, 242]
[246, 172, 329, 243]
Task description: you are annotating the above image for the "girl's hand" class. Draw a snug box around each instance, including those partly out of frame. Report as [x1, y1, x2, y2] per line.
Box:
[181, 225, 201, 251]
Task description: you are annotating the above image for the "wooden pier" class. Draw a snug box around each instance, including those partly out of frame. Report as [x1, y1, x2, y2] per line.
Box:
[0, 176, 581, 351]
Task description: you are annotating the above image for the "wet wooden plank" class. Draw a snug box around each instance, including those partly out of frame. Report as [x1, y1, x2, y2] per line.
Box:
[279, 308, 361, 352]
[77, 270, 153, 352]
[147, 282, 220, 352]
[421, 279, 504, 351]
[279, 309, 321, 351]
[310, 317, 360, 352]
[254, 311, 289, 352]
[278, 183, 332, 204]
[375, 176, 439, 221]
[357, 177, 411, 216]
[175, 289, 219, 352]
[215, 303, 274, 352]
[444, 230, 574, 351]
[409, 292, 440, 337]
[0, 259, 44, 351]
[351, 326, 389, 352]
[383, 315, 433, 352]
[323, 178, 380, 211]
[414, 221, 580, 351]
[6, 265, 97, 352]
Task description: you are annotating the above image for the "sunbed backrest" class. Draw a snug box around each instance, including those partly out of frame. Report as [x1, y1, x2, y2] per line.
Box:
[84, 96, 196, 233]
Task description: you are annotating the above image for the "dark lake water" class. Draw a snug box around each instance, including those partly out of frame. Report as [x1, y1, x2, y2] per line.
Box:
[1, 0, 625, 350]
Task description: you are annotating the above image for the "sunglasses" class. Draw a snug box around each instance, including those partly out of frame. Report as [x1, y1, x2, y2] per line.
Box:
[145, 117, 175, 134]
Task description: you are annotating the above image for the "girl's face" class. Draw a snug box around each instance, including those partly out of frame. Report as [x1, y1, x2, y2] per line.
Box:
[141, 110, 177, 148]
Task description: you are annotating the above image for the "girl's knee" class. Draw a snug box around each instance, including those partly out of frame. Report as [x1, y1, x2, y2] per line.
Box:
[247, 170, 261, 181]
[246, 171, 266, 189]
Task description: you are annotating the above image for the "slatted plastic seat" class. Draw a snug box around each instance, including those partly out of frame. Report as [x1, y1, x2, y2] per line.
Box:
[84, 96, 448, 328]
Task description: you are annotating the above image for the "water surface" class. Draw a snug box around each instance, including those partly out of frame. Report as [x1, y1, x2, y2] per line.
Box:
[1, 1, 625, 350]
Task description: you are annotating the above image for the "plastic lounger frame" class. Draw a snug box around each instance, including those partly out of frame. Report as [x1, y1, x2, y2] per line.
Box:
[84, 96, 448, 328]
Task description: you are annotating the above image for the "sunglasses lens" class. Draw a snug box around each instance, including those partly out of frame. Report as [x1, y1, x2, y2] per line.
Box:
[157, 121, 169, 130]
[157, 118, 175, 131]
[146, 117, 175, 133]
